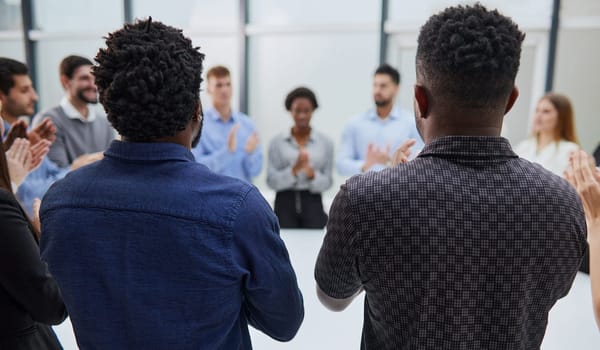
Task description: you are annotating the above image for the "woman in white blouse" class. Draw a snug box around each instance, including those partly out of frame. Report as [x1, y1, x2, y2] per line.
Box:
[515, 93, 579, 176]
[267, 87, 333, 229]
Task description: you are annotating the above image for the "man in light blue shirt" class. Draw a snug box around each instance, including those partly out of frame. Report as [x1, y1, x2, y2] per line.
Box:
[191, 66, 262, 182]
[336, 64, 424, 176]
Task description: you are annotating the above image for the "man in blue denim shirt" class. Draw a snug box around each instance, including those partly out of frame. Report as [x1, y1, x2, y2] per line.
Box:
[40, 19, 303, 349]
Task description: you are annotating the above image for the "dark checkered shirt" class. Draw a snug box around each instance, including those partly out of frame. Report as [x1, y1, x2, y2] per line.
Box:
[315, 136, 587, 350]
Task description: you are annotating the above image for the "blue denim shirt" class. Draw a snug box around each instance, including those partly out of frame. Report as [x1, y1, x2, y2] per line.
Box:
[191, 107, 262, 183]
[40, 140, 304, 349]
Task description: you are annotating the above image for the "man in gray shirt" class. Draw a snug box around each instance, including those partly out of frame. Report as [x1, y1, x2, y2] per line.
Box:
[34, 55, 114, 167]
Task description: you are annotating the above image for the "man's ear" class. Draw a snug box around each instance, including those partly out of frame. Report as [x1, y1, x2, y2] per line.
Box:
[59, 74, 70, 90]
[414, 85, 429, 119]
[504, 86, 519, 115]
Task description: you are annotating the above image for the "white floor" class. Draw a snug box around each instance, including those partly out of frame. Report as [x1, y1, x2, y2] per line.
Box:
[54, 229, 599, 349]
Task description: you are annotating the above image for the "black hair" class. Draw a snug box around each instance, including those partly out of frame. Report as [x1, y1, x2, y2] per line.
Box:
[0, 57, 28, 95]
[285, 87, 318, 111]
[60, 55, 93, 79]
[374, 63, 400, 85]
[416, 3, 525, 107]
[93, 18, 205, 142]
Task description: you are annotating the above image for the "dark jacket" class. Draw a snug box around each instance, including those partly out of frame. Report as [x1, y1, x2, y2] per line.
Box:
[0, 188, 66, 349]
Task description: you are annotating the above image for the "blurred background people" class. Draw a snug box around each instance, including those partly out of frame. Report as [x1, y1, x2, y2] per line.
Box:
[515, 92, 579, 177]
[33, 55, 114, 168]
[267, 87, 333, 229]
[0, 57, 102, 215]
[336, 64, 423, 176]
[192, 65, 262, 183]
[0, 108, 66, 350]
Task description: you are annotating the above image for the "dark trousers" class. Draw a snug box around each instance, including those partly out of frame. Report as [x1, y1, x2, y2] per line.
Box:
[274, 190, 328, 229]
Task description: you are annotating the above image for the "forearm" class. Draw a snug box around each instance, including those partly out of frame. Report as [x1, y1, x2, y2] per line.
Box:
[316, 284, 363, 312]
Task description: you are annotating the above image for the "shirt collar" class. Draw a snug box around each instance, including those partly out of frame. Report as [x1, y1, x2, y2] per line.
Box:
[418, 135, 518, 159]
[367, 106, 402, 121]
[104, 140, 195, 162]
[60, 96, 97, 122]
[284, 129, 315, 144]
[206, 106, 237, 123]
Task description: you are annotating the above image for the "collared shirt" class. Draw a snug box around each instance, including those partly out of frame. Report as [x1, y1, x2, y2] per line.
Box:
[267, 129, 333, 193]
[336, 106, 424, 176]
[514, 138, 579, 177]
[32, 99, 114, 167]
[316, 136, 586, 350]
[191, 107, 262, 183]
[59, 96, 97, 122]
[40, 140, 304, 349]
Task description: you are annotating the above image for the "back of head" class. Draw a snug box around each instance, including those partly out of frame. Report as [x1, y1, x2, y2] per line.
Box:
[542, 92, 579, 144]
[416, 4, 525, 109]
[94, 18, 205, 142]
[60, 55, 93, 79]
[375, 63, 400, 85]
[0, 57, 28, 95]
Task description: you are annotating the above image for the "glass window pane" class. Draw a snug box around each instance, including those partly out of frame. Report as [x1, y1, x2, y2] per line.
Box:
[132, 0, 238, 29]
[35, 39, 106, 111]
[0, 0, 22, 30]
[389, 0, 553, 23]
[0, 39, 25, 62]
[250, 0, 378, 25]
[190, 35, 239, 110]
[33, 0, 123, 32]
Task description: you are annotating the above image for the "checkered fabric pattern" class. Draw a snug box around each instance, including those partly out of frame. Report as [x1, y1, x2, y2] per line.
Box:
[315, 136, 587, 350]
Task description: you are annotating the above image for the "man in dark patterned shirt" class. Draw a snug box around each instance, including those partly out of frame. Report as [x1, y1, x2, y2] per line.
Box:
[315, 4, 587, 350]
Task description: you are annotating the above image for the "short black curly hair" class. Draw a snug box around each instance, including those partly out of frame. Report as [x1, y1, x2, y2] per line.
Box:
[94, 18, 205, 141]
[285, 87, 318, 111]
[416, 3, 525, 107]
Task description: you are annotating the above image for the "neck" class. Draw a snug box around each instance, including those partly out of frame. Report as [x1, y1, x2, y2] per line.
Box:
[0, 111, 18, 125]
[292, 125, 311, 137]
[536, 132, 556, 150]
[69, 96, 89, 118]
[375, 104, 394, 119]
[422, 110, 503, 144]
[214, 104, 232, 122]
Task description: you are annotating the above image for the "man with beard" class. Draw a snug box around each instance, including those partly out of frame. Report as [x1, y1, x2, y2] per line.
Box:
[336, 64, 423, 176]
[39, 19, 303, 349]
[0, 57, 101, 214]
[33, 55, 114, 168]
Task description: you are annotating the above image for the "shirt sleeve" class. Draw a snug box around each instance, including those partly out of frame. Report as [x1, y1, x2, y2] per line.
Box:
[231, 187, 304, 341]
[0, 190, 67, 325]
[191, 141, 236, 173]
[314, 184, 362, 298]
[308, 137, 334, 193]
[46, 128, 70, 168]
[16, 158, 69, 216]
[336, 123, 364, 176]
[266, 138, 296, 191]
[242, 131, 263, 179]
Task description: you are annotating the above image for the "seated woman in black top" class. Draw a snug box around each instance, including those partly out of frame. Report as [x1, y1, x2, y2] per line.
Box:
[267, 87, 334, 229]
[0, 120, 66, 349]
